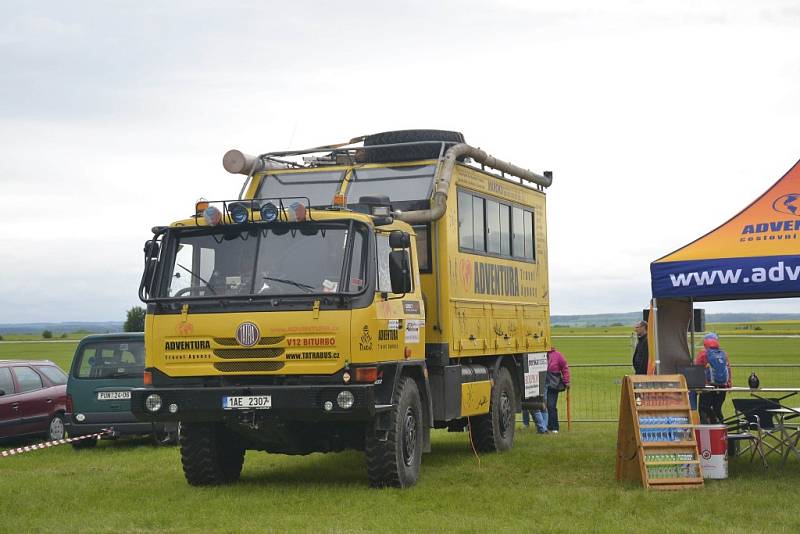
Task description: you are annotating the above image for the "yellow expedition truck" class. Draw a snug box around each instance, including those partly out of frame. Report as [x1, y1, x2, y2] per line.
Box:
[132, 129, 553, 488]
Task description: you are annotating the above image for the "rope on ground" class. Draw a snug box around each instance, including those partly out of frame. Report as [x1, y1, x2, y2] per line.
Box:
[0, 429, 112, 458]
[466, 417, 481, 468]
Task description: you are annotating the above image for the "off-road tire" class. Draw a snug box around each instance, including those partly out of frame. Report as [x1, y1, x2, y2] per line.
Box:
[180, 422, 245, 486]
[363, 129, 465, 163]
[365, 376, 423, 488]
[469, 367, 516, 452]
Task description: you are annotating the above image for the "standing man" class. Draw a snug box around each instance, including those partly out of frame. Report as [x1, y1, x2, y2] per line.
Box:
[632, 320, 649, 375]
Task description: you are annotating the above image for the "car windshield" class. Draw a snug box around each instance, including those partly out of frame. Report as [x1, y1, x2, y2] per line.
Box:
[159, 223, 367, 298]
[74, 340, 145, 379]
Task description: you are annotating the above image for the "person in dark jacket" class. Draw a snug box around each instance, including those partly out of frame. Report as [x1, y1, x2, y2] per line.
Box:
[632, 320, 649, 375]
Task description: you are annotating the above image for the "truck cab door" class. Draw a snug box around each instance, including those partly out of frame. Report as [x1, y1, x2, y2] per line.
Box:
[355, 230, 425, 362]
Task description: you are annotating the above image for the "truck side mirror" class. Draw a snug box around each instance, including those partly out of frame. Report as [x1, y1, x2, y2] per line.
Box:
[0, 389, 5, 396]
[144, 240, 160, 257]
[389, 230, 411, 249]
[389, 250, 412, 294]
[141, 239, 160, 296]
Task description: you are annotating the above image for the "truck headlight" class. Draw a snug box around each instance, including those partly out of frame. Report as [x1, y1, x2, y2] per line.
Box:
[145, 394, 163, 412]
[337, 390, 354, 409]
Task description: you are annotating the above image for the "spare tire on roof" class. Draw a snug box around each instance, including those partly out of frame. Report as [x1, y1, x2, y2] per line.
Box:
[363, 129, 465, 163]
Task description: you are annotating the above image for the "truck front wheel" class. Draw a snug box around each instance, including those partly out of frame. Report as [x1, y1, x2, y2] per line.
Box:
[469, 366, 516, 452]
[365, 376, 423, 488]
[180, 422, 245, 486]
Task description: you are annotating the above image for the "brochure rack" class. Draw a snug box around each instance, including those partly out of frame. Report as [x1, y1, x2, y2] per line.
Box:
[616, 374, 703, 490]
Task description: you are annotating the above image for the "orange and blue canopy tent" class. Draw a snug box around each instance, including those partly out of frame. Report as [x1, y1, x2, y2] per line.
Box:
[647, 159, 800, 373]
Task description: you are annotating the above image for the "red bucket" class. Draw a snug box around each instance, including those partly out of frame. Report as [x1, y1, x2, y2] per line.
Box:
[694, 424, 728, 479]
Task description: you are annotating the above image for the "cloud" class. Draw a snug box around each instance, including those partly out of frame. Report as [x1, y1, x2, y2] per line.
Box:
[1, 0, 800, 321]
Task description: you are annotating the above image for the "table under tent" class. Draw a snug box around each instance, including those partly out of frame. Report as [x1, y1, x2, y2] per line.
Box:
[648, 158, 800, 374]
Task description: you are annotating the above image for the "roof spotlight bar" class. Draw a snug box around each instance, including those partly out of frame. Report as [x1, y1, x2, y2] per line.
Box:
[193, 197, 314, 227]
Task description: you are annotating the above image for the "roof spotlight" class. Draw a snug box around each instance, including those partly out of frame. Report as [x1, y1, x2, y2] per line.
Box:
[203, 206, 222, 226]
[287, 202, 307, 222]
[260, 202, 279, 223]
[229, 202, 249, 224]
[195, 198, 209, 215]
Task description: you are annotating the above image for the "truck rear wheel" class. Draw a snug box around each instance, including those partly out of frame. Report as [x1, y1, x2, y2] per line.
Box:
[469, 367, 516, 452]
[180, 422, 245, 486]
[363, 129, 465, 163]
[365, 376, 423, 488]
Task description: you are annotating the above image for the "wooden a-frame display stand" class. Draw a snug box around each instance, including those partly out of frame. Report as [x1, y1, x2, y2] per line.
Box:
[616, 374, 704, 490]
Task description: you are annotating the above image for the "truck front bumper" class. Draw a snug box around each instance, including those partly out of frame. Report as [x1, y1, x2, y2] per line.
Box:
[131, 384, 383, 423]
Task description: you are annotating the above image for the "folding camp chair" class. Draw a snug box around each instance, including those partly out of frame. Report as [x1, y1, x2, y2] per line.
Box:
[726, 416, 768, 469]
[731, 398, 784, 458]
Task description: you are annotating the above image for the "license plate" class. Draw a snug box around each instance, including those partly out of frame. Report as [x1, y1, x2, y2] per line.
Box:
[97, 391, 131, 400]
[222, 395, 272, 410]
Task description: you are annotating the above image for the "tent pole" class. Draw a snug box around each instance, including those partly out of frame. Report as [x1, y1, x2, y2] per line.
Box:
[652, 298, 660, 374]
[689, 297, 695, 362]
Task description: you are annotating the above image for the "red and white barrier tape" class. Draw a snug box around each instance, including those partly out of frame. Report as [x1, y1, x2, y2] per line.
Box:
[1, 428, 111, 458]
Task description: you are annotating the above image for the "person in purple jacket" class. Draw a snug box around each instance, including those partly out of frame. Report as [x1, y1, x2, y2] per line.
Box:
[546, 347, 570, 433]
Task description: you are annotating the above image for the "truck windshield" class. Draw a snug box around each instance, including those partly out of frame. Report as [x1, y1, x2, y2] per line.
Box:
[158, 223, 367, 299]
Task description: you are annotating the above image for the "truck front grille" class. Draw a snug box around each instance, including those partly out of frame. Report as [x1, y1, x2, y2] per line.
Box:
[213, 348, 284, 359]
[213, 336, 285, 346]
[213, 362, 285, 372]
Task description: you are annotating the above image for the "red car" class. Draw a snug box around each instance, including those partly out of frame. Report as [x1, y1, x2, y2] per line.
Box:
[0, 360, 68, 441]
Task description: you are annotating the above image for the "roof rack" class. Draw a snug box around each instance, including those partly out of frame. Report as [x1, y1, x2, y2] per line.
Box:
[224, 134, 553, 224]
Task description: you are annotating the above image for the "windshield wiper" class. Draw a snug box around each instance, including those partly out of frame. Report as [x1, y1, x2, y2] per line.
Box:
[262, 276, 315, 293]
[177, 264, 217, 295]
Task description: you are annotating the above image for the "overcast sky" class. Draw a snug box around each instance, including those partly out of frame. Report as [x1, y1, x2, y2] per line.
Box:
[1, 0, 799, 323]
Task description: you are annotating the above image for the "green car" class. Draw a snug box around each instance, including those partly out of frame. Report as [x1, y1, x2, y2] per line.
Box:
[66, 333, 178, 448]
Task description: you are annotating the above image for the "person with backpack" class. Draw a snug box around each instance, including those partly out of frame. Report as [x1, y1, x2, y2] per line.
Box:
[694, 332, 731, 424]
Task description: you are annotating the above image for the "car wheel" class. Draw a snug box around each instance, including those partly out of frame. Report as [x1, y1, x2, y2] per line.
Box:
[47, 414, 66, 441]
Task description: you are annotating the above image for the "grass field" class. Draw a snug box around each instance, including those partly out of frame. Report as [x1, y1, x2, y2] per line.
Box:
[554, 320, 800, 336]
[2, 424, 798, 533]
[0, 333, 88, 342]
[1, 328, 798, 532]
[551, 334, 800, 423]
